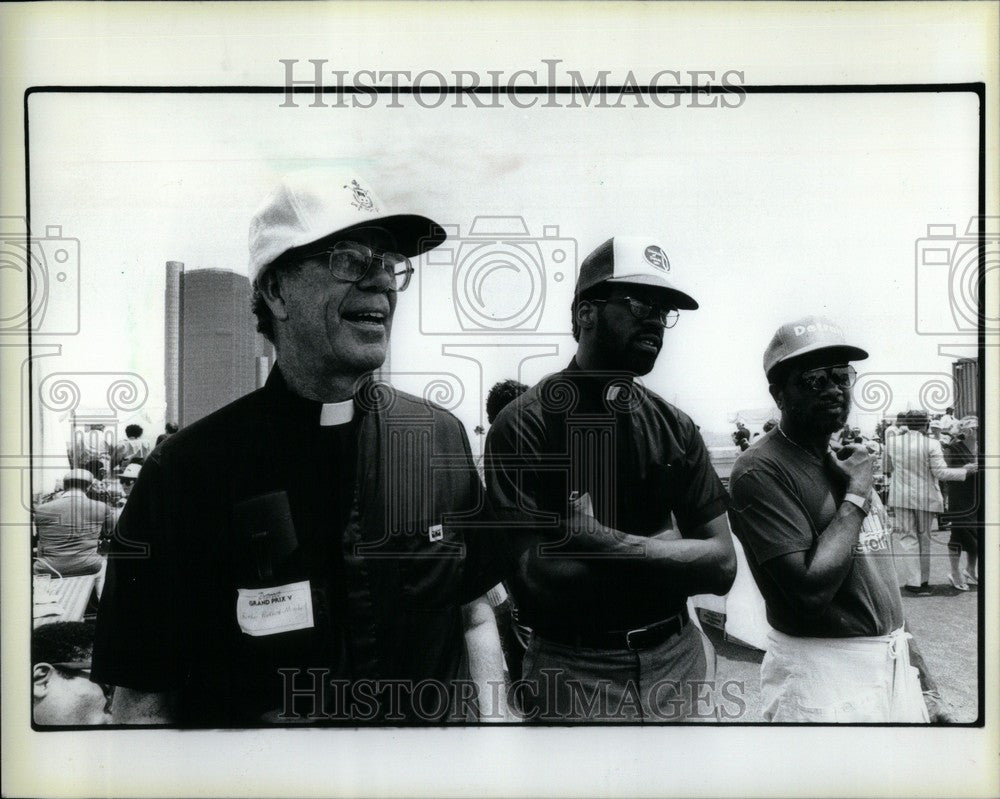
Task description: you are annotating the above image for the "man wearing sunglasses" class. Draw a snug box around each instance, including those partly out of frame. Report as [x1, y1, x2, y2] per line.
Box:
[486, 236, 736, 722]
[93, 171, 510, 725]
[728, 316, 947, 722]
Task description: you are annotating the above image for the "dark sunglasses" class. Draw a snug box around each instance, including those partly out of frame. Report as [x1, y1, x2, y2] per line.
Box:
[301, 240, 413, 292]
[588, 297, 680, 328]
[795, 364, 857, 392]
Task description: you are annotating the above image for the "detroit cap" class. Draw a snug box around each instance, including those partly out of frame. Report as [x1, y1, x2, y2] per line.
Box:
[575, 236, 699, 310]
[248, 169, 447, 282]
[763, 315, 869, 379]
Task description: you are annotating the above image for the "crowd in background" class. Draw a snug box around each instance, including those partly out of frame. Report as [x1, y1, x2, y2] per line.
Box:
[32, 422, 179, 583]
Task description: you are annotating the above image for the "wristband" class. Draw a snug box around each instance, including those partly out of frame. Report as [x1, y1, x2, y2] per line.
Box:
[843, 492, 871, 515]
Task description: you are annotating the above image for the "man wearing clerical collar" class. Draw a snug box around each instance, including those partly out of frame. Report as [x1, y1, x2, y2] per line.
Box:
[485, 236, 736, 722]
[93, 170, 511, 726]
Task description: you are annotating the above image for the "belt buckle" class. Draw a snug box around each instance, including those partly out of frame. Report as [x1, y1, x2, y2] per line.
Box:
[625, 627, 646, 650]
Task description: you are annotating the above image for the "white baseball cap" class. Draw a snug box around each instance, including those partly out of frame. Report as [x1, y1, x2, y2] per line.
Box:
[120, 463, 142, 481]
[763, 315, 869, 379]
[575, 236, 698, 309]
[248, 169, 447, 282]
[63, 469, 94, 486]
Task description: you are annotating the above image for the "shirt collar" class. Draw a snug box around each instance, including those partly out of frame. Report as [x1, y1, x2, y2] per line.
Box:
[263, 364, 372, 426]
[320, 400, 355, 426]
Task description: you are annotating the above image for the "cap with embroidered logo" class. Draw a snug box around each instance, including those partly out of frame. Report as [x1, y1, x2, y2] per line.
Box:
[575, 236, 699, 310]
[763, 315, 869, 379]
[248, 169, 447, 282]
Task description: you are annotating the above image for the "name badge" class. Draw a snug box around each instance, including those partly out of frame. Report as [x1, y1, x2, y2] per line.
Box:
[236, 580, 314, 636]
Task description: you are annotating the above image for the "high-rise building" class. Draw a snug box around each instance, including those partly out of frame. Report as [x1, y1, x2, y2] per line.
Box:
[164, 264, 273, 426]
[952, 357, 978, 420]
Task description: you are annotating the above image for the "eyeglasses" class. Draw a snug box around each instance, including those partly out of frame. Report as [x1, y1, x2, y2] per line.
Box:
[588, 297, 680, 328]
[795, 364, 857, 392]
[302, 240, 414, 292]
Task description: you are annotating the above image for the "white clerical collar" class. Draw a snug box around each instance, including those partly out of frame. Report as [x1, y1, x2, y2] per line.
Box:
[319, 399, 355, 426]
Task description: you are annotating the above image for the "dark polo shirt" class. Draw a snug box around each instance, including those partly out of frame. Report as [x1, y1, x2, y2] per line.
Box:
[485, 359, 728, 633]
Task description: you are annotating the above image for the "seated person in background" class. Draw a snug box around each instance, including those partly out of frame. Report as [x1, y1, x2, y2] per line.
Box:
[33, 470, 114, 581]
[33, 621, 112, 725]
[81, 458, 114, 505]
[118, 462, 142, 499]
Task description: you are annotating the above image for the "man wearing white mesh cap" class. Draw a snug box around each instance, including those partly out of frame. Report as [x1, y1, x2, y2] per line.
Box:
[486, 236, 737, 722]
[94, 171, 512, 725]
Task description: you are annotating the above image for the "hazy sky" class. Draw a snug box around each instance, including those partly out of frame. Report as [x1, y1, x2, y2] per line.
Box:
[22, 88, 980, 470]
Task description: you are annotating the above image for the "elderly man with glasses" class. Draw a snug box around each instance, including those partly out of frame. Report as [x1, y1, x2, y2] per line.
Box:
[728, 316, 948, 722]
[485, 236, 737, 722]
[93, 171, 511, 726]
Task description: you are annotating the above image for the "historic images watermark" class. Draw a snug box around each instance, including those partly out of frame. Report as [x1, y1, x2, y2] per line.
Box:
[279, 59, 747, 109]
[913, 217, 999, 340]
[274, 671, 749, 722]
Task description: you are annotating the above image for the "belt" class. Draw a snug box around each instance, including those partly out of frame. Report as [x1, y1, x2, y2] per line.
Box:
[534, 607, 689, 651]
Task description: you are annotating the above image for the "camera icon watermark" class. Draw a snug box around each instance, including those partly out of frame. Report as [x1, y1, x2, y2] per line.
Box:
[914, 216, 999, 338]
[419, 215, 577, 335]
[0, 216, 80, 336]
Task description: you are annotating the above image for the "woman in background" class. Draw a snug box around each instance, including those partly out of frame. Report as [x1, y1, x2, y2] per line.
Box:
[941, 417, 979, 590]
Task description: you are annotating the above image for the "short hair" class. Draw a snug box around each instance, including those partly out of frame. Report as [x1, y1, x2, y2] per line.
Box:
[946, 406, 954, 413]
[165, 422, 179, 434]
[125, 424, 142, 439]
[906, 409, 930, 431]
[81, 459, 105, 479]
[486, 379, 529, 424]
[251, 260, 305, 343]
[570, 283, 611, 342]
[32, 621, 95, 666]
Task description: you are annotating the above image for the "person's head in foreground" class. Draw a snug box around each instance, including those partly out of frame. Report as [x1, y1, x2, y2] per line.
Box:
[571, 237, 698, 377]
[33, 621, 111, 725]
[249, 170, 445, 399]
[763, 316, 868, 443]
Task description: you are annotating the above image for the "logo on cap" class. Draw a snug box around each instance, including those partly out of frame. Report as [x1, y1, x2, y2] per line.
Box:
[344, 179, 376, 212]
[792, 321, 843, 338]
[644, 245, 670, 272]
